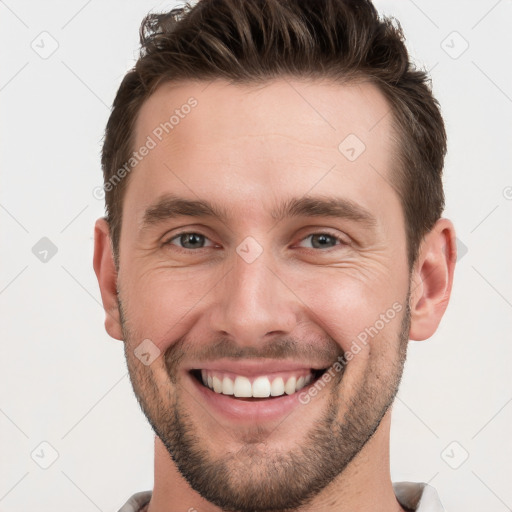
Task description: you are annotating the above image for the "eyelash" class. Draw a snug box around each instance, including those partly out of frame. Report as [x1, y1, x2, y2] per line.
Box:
[163, 230, 349, 252]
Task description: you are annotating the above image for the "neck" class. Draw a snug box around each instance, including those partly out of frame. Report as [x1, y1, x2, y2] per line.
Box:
[147, 407, 404, 512]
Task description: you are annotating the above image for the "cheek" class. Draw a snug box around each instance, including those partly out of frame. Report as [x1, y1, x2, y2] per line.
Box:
[120, 255, 406, 362]
[290, 269, 404, 356]
[119, 265, 217, 349]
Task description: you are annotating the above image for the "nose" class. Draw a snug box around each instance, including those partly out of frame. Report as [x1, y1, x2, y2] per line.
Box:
[208, 245, 299, 347]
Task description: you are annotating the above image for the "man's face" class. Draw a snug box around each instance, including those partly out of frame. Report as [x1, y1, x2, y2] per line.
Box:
[117, 78, 412, 511]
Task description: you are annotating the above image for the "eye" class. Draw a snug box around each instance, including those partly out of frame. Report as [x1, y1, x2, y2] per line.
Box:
[297, 232, 348, 250]
[163, 230, 348, 252]
[164, 232, 216, 250]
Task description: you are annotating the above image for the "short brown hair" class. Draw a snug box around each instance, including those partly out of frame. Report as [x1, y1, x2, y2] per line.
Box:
[101, 0, 446, 269]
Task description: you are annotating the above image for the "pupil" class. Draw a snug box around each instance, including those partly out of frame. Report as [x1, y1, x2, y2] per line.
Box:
[312, 234, 334, 248]
[182, 233, 203, 248]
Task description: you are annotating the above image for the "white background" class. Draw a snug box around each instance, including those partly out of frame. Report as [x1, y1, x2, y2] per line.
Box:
[1, 0, 511, 510]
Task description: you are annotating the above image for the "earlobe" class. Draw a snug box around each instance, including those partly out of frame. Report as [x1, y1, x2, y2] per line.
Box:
[93, 218, 123, 341]
[408, 218, 457, 341]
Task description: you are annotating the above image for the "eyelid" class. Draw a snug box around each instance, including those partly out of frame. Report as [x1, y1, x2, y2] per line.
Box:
[164, 230, 216, 249]
[296, 229, 350, 248]
[160, 223, 215, 242]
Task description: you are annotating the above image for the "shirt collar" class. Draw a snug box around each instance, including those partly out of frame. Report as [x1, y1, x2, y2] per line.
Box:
[393, 481, 445, 511]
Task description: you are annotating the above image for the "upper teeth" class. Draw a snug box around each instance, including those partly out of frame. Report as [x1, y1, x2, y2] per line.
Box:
[200, 370, 313, 398]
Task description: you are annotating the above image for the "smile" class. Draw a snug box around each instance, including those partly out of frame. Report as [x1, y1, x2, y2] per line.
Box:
[187, 367, 331, 423]
[191, 368, 327, 399]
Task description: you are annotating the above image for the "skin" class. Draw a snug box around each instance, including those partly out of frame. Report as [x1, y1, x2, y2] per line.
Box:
[94, 78, 456, 512]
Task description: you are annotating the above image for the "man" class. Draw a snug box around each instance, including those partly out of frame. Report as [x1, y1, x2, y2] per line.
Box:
[93, 0, 456, 511]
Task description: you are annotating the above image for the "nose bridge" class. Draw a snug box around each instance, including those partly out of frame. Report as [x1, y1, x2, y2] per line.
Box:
[210, 242, 297, 344]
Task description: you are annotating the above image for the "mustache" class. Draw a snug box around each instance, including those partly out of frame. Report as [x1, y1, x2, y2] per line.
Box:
[164, 334, 346, 377]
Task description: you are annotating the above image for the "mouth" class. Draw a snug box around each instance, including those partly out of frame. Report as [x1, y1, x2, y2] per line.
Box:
[184, 360, 337, 423]
[189, 367, 329, 401]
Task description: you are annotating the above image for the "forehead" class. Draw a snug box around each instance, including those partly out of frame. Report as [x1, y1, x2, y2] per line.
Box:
[126, 77, 400, 227]
[135, 77, 394, 154]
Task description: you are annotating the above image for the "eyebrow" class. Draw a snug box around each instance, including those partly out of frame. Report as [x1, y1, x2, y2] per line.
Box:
[141, 193, 377, 229]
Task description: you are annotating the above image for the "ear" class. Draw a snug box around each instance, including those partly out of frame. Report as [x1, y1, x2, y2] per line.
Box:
[408, 218, 457, 341]
[93, 218, 123, 341]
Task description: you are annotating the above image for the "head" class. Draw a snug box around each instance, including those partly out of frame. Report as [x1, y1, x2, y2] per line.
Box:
[94, 1, 456, 511]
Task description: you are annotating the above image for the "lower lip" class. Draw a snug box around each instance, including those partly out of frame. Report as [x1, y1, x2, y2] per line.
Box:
[186, 371, 317, 423]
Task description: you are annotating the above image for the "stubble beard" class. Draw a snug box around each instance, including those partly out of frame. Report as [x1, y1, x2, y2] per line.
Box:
[120, 290, 411, 512]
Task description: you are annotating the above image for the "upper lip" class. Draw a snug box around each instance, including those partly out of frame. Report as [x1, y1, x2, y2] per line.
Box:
[186, 359, 330, 376]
